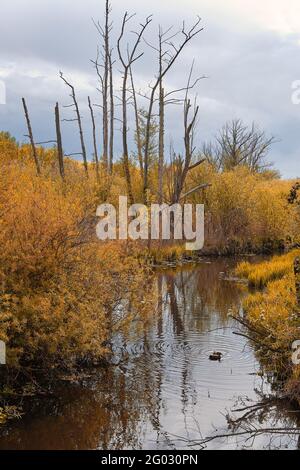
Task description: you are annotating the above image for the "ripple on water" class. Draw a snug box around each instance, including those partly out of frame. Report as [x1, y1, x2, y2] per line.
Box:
[123, 323, 259, 402]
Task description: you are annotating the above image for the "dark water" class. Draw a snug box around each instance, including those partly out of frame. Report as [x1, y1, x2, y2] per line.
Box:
[0, 258, 299, 450]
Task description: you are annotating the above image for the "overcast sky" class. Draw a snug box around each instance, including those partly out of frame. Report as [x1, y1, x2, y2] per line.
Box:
[0, 0, 300, 177]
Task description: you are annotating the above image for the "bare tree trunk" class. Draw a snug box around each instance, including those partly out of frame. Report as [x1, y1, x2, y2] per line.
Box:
[88, 96, 100, 182]
[75, 99, 88, 176]
[143, 89, 155, 204]
[108, 51, 114, 174]
[92, 1, 113, 172]
[117, 13, 152, 205]
[55, 102, 64, 180]
[60, 72, 88, 176]
[167, 64, 210, 212]
[121, 68, 134, 205]
[102, 0, 110, 171]
[22, 97, 41, 175]
[170, 98, 199, 204]
[158, 85, 164, 204]
[130, 66, 143, 179]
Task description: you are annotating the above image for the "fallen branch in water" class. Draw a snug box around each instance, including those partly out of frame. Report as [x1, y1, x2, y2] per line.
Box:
[187, 426, 300, 447]
[232, 331, 284, 354]
[230, 314, 284, 353]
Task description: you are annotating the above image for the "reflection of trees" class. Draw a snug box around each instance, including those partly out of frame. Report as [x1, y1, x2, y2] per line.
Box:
[163, 258, 245, 334]
[226, 392, 300, 450]
[182, 392, 300, 450]
[158, 260, 247, 442]
[0, 363, 160, 450]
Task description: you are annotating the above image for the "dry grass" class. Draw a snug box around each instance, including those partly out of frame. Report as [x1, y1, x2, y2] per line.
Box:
[236, 250, 300, 405]
[236, 250, 300, 288]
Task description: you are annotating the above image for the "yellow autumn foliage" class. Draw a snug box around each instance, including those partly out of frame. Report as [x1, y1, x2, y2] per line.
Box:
[0, 158, 154, 371]
[236, 250, 300, 288]
[186, 164, 299, 252]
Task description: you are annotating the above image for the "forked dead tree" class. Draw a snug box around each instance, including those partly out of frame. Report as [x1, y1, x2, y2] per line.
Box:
[93, 0, 113, 171]
[148, 26, 179, 204]
[143, 17, 204, 203]
[117, 12, 152, 205]
[165, 64, 208, 204]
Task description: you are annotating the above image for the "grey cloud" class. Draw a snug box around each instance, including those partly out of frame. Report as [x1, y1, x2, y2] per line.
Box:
[0, 0, 299, 177]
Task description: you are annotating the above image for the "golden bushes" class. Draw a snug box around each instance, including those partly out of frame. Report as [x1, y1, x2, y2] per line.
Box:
[0, 161, 154, 371]
[186, 165, 299, 251]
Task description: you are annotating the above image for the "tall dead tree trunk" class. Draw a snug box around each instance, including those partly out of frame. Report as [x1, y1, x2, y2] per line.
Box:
[171, 94, 199, 203]
[88, 97, 100, 182]
[121, 67, 134, 205]
[158, 27, 165, 205]
[93, 1, 112, 172]
[108, 51, 114, 174]
[170, 62, 207, 204]
[60, 72, 88, 176]
[130, 66, 143, 179]
[22, 97, 41, 175]
[55, 102, 65, 180]
[102, 0, 110, 171]
[158, 85, 164, 204]
[117, 12, 152, 205]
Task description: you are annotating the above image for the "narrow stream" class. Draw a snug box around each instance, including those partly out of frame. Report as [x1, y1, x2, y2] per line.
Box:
[0, 258, 298, 450]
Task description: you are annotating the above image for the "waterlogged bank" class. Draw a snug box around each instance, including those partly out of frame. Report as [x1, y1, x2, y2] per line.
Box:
[236, 251, 300, 406]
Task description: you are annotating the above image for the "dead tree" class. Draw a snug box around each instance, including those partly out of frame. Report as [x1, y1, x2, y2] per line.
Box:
[143, 26, 176, 203]
[144, 26, 173, 201]
[59, 72, 88, 176]
[88, 96, 100, 182]
[157, 26, 176, 204]
[216, 119, 276, 172]
[158, 85, 165, 204]
[168, 64, 207, 204]
[108, 50, 114, 174]
[158, 30, 164, 204]
[22, 98, 41, 175]
[93, 0, 114, 172]
[130, 66, 143, 179]
[55, 102, 65, 180]
[143, 17, 204, 203]
[117, 12, 152, 205]
[162, 72, 209, 243]
[102, 0, 110, 170]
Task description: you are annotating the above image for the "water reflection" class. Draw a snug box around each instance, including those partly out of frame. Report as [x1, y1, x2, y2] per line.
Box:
[0, 258, 298, 450]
